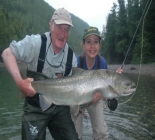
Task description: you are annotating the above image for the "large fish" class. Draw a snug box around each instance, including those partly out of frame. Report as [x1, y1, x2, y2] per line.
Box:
[20, 68, 136, 115]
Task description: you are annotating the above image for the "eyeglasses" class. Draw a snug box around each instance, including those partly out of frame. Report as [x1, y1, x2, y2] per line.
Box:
[45, 42, 65, 68]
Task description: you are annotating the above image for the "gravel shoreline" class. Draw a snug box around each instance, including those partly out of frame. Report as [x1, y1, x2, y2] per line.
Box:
[0, 62, 155, 77]
[108, 64, 155, 77]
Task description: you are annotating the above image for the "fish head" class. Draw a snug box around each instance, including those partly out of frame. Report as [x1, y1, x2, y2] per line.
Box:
[108, 71, 136, 98]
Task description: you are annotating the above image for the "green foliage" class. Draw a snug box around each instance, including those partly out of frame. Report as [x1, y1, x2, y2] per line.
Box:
[101, 3, 118, 64]
[0, 10, 7, 54]
[0, 0, 89, 60]
[102, 0, 155, 64]
[1, 0, 154, 64]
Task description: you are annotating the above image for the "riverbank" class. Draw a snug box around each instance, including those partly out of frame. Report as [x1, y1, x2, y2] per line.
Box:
[108, 64, 155, 77]
[0, 62, 155, 77]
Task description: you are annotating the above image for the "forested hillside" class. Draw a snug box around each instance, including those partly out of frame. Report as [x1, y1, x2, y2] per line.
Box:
[0, 0, 89, 59]
[0, 0, 154, 64]
[101, 0, 155, 64]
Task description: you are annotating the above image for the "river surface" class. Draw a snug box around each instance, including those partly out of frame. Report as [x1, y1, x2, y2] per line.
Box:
[0, 67, 155, 140]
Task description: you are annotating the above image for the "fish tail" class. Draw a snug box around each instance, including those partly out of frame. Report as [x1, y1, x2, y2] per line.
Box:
[17, 72, 27, 99]
[19, 90, 26, 99]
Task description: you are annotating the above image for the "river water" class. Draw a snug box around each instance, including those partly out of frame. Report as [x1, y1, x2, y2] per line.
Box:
[0, 67, 155, 140]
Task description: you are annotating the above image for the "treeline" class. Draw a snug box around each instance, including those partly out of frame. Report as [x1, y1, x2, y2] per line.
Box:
[0, 0, 89, 59]
[0, 0, 154, 64]
[101, 0, 155, 64]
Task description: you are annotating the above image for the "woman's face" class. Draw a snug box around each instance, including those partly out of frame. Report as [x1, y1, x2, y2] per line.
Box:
[83, 35, 100, 59]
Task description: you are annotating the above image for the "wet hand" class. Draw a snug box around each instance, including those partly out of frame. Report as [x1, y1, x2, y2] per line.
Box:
[92, 92, 103, 103]
[18, 78, 36, 97]
[102, 97, 108, 101]
[116, 67, 123, 73]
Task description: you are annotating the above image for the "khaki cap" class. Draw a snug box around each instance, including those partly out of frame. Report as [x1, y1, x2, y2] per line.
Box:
[52, 8, 73, 27]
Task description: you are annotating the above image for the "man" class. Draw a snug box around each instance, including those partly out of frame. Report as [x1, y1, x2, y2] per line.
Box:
[2, 8, 79, 140]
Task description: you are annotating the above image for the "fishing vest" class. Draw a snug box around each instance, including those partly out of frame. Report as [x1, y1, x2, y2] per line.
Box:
[27, 34, 73, 80]
[26, 33, 73, 107]
[37, 33, 73, 77]
[79, 55, 100, 69]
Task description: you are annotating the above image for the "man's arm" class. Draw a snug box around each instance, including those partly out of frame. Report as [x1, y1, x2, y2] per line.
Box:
[1, 48, 36, 97]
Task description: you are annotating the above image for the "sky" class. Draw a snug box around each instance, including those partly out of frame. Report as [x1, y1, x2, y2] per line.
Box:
[44, 0, 118, 31]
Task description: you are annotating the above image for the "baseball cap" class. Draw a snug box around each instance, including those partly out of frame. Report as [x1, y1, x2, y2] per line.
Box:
[83, 27, 101, 40]
[51, 8, 73, 27]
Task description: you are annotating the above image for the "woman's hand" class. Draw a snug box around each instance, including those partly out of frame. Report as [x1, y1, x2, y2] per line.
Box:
[116, 67, 123, 73]
[92, 92, 103, 103]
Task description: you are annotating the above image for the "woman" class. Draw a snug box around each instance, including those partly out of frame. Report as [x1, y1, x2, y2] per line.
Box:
[72, 27, 122, 140]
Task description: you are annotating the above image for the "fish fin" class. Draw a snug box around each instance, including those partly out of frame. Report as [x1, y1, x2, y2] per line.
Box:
[26, 70, 50, 80]
[19, 90, 26, 99]
[70, 105, 79, 116]
[20, 72, 27, 79]
[72, 67, 84, 75]
[39, 94, 52, 112]
[18, 72, 27, 99]
[18, 72, 31, 99]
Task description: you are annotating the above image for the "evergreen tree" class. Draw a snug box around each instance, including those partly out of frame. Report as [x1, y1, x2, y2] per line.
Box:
[0, 9, 7, 54]
[115, 0, 129, 63]
[101, 3, 118, 63]
[141, 0, 155, 63]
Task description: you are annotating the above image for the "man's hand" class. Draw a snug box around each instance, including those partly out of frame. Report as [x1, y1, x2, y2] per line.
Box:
[18, 78, 36, 97]
[1, 48, 36, 97]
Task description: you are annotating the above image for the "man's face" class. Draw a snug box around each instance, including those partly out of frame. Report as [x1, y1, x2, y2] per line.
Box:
[50, 21, 70, 53]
